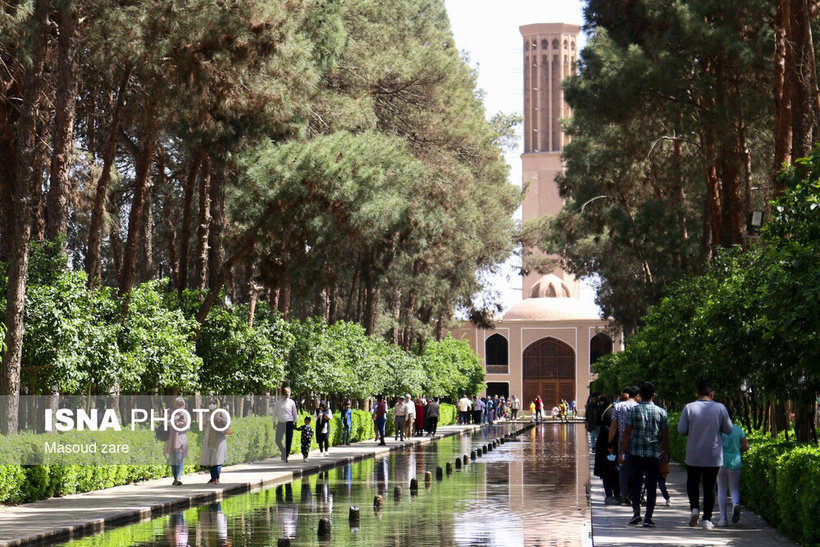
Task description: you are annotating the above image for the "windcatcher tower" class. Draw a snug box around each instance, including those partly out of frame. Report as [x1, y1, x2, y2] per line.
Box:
[519, 23, 581, 299]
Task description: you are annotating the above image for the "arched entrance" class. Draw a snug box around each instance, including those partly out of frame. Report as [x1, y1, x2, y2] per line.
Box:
[590, 332, 613, 367]
[522, 337, 575, 408]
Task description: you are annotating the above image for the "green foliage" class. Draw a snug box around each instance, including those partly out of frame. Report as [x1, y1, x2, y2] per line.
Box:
[741, 437, 820, 544]
[420, 336, 485, 398]
[549, 0, 775, 334]
[22, 270, 121, 393]
[119, 280, 202, 393]
[197, 307, 290, 394]
[593, 168, 819, 413]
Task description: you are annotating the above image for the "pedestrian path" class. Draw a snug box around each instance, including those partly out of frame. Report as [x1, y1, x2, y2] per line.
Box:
[588, 453, 795, 546]
[0, 424, 482, 546]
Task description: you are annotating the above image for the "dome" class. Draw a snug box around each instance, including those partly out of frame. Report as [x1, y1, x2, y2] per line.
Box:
[530, 274, 572, 298]
[502, 297, 602, 322]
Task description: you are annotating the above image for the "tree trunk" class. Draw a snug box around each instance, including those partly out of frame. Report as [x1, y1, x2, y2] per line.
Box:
[208, 161, 227, 291]
[196, 236, 256, 325]
[138, 181, 154, 282]
[773, 0, 793, 193]
[109, 212, 123, 285]
[278, 275, 291, 320]
[177, 151, 203, 293]
[790, 0, 815, 161]
[158, 149, 179, 284]
[47, 0, 80, 244]
[119, 102, 159, 317]
[1, 0, 49, 435]
[794, 397, 817, 443]
[364, 285, 379, 335]
[195, 155, 211, 292]
[87, 69, 132, 288]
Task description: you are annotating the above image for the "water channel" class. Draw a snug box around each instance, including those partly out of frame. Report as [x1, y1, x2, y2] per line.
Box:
[64, 423, 591, 546]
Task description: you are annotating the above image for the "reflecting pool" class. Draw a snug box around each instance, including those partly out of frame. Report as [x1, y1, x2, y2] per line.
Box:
[64, 423, 590, 546]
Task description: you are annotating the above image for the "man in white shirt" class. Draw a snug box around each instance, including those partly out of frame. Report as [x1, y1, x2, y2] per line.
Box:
[393, 397, 407, 441]
[457, 395, 472, 425]
[404, 395, 415, 439]
[511, 396, 521, 420]
[274, 386, 298, 462]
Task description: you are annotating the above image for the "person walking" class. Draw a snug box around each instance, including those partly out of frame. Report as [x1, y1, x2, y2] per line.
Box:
[164, 396, 189, 486]
[586, 393, 600, 451]
[457, 394, 472, 425]
[414, 396, 425, 436]
[609, 386, 640, 505]
[677, 380, 733, 530]
[619, 382, 669, 528]
[593, 396, 620, 504]
[471, 396, 484, 425]
[426, 397, 440, 436]
[534, 396, 544, 423]
[373, 395, 387, 445]
[274, 386, 298, 463]
[511, 395, 520, 420]
[403, 394, 415, 439]
[315, 402, 333, 456]
[717, 410, 749, 526]
[393, 397, 407, 441]
[296, 416, 314, 462]
[340, 401, 352, 445]
[201, 397, 232, 484]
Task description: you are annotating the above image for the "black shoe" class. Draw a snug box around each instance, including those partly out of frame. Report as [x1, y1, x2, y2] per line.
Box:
[642, 517, 655, 528]
[629, 515, 642, 526]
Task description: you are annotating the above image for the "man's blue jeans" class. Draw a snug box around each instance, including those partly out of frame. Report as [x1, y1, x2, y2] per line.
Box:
[375, 416, 386, 442]
[630, 455, 660, 518]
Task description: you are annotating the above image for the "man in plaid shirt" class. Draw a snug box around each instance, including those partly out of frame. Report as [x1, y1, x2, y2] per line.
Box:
[620, 381, 669, 528]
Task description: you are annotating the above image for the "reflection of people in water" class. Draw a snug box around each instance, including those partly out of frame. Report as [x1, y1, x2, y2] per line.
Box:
[373, 456, 389, 494]
[198, 502, 231, 546]
[315, 472, 333, 513]
[164, 512, 189, 546]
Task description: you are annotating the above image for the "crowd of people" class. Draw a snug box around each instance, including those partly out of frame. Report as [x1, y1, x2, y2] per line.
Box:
[586, 380, 748, 530]
[455, 394, 522, 425]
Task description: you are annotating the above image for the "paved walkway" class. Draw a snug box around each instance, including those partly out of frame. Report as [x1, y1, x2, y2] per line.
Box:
[0, 423, 484, 546]
[588, 453, 795, 546]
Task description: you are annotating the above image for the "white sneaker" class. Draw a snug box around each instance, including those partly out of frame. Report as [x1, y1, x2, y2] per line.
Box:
[689, 509, 700, 527]
[701, 519, 715, 530]
[303, 457, 309, 462]
[716, 518, 728, 527]
[665, 497, 672, 507]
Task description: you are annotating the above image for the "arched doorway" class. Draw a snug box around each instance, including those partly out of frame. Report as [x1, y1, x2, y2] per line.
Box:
[485, 333, 509, 374]
[590, 332, 613, 368]
[522, 337, 575, 409]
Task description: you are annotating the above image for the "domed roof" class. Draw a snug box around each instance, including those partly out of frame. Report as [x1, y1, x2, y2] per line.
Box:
[530, 274, 572, 298]
[503, 274, 601, 321]
[502, 297, 602, 321]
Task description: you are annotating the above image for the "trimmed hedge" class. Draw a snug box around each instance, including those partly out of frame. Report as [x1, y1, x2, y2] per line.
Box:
[668, 414, 819, 545]
[0, 409, 378, 505]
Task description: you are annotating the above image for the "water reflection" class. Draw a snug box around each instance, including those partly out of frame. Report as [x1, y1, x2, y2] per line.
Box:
[66, 424, 590, 546]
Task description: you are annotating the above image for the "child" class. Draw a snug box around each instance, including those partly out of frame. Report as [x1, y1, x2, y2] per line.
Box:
[296, 416, 314, 462]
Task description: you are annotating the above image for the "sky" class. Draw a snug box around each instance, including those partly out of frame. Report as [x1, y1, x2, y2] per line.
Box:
[442, 0, 593, 312]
